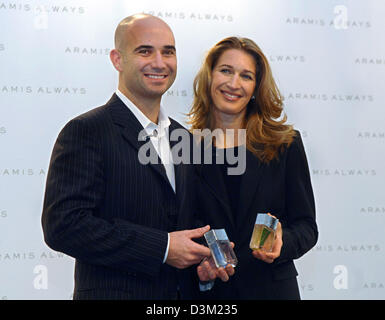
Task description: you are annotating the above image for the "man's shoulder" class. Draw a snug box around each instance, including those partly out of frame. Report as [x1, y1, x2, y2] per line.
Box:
[58, 96, 116, 137]
[69, 95, 117, 125]
[72, 104, 108, 123]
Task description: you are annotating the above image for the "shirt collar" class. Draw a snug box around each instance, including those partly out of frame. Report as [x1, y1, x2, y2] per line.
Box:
[116, 89, 170, 137]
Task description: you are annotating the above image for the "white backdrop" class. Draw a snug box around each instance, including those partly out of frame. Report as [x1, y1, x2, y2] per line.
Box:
[0, 0, 384, 300]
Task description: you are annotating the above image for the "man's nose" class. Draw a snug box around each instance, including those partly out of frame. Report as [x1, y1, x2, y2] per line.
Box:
[151, 51, 167, 70]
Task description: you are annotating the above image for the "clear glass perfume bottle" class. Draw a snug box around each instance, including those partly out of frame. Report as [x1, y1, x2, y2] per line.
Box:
[204, 229, 238, 268]
[249, 213, 278, 252]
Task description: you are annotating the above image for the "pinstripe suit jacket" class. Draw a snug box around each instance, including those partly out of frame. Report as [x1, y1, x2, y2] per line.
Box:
[41, 94, 195, 300]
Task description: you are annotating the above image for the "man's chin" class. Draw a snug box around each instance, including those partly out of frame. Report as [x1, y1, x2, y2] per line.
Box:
[146, 85, 172, 97]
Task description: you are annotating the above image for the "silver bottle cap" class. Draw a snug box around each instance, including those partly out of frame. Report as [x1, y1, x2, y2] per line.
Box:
[255, 214, 278, 230]
[204, 229, 229, 245]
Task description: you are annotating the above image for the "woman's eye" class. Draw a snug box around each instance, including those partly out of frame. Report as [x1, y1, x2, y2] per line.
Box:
[242, 74, 253, 80]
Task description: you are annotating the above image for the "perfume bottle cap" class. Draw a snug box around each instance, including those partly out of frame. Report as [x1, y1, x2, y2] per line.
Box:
[204, 229, 229, 244]
[255, 214, 278, 230]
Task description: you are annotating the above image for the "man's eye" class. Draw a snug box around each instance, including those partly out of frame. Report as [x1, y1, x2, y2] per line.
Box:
[139, 49, 151, 55]
[163, 49, 175, 55]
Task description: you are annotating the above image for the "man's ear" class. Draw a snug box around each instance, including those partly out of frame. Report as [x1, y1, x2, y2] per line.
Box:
[110, 49, 123, 72]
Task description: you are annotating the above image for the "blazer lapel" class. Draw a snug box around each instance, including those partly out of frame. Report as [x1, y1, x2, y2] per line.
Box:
[236, 150, 265, 229]
[197, 147, 236, 229]
[107, 94, 170, 185]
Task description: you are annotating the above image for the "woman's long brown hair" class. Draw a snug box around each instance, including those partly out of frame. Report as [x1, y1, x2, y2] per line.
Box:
[188, 37, 296, 163]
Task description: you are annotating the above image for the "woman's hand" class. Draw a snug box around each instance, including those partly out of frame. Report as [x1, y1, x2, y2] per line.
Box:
[252, 215, 283, 263]
[197, 242, 235, 282]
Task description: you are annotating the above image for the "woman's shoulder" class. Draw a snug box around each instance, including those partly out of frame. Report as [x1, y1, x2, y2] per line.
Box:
[274, 129, 305, 162]
[282, 129, 302, 149]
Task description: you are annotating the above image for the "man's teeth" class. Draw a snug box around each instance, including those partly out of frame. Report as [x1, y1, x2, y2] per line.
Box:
[146, 75, 166, 79]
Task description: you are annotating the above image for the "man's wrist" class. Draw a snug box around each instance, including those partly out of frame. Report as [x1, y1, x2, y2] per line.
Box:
[163, 233, 170, 263]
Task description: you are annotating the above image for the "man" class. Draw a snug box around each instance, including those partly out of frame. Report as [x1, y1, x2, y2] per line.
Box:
[41, 14, 211, 300]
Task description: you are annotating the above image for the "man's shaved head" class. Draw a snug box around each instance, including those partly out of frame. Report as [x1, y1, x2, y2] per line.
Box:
[109, 13, 177, 110]
[114, 14, 174, 51]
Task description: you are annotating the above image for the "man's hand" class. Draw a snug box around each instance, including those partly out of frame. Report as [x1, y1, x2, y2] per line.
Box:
[166, 225, 211, 269]
[252, 216, 283, 263]
[197, 242, 235, 282]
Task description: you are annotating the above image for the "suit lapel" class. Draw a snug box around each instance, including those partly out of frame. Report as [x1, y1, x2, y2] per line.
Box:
[168, 119, 181, 189]
[107, 94, 170, 186]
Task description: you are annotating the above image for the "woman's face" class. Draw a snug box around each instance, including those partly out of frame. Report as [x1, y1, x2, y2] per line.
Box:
[210, 49, 257, 121]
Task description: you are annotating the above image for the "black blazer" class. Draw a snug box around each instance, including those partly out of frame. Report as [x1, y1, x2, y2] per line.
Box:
[41, 94, 195, 300]
[192, 131, 318, 300]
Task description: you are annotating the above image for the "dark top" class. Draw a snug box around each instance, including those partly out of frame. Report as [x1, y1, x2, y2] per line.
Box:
[213, 146, 243, 226]
[191, 131, 318, 300]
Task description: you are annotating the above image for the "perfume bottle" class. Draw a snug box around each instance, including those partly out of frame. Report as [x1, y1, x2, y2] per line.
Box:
[249, 213, 278, 252]
[204, 229, 238, 268]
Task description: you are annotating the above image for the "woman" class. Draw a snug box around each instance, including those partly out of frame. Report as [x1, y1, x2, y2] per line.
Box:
[188, 37, 318, 300]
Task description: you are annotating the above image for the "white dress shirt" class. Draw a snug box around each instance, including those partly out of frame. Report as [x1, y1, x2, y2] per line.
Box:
[116, 89, 175, 263]
[116, 90, 176, 192]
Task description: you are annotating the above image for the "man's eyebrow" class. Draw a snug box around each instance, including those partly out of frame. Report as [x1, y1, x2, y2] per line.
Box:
[133, 45, 176, 53]
[164, 45, 176, 51]
[133, 45, 153, 53]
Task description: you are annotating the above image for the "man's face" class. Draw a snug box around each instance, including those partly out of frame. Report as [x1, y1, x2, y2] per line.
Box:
[118, 19, 177, 102]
